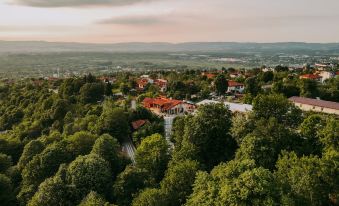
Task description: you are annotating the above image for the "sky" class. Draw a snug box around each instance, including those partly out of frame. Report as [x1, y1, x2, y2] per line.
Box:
[0, 0, 339, 43]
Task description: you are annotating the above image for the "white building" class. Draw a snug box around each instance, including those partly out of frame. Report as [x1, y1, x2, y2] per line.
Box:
[197, 100, 252, 113]
[227, 81, 245, 93]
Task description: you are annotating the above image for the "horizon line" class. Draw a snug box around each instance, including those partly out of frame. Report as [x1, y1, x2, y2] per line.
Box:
[1, 40, 339, 45]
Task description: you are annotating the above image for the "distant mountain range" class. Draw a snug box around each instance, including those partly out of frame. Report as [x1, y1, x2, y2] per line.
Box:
[1, 41, 339, 54]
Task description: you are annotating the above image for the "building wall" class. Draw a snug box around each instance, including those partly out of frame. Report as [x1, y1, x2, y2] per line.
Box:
[295, 103, 339, 115]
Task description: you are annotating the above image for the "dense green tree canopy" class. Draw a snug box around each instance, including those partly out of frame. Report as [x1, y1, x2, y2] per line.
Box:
[135, 134, 169, 182]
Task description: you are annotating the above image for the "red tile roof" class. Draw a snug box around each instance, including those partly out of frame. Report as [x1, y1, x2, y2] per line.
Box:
[131, 119, 148, 130]
[289, 96, 339, 110]
[143, 97, 182, 110]
[228, 80, 244, 87]
[300, 74, 321, 80]
[202, 73, 216, 79]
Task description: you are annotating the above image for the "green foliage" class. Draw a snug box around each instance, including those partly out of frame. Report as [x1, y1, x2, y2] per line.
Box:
[186, 159, 280, 206]
[66, 154, 112, 199]
[80, 83, 105, 104]
[91, 134, 122, 175]
[252, 93, 302, 127]
[97, 107, 130, 142]
[28, 173, 72, 206]
[160, 160, 200, 206]
[135, 134, 169, 182]
[300, 79, 319, 98]
[131, 188, 165, 206]
[79, 191, 113, 206]
[214, 74, 228, 95]
[181, 103, 237, 170]
[17, 140, 44, 171]
[245, 77, 261, 97]
[0, 173, 16, 206]
[0, 153, 12, 173]
[113, 166, 150, 206]
[67, 131, 98, 157]
[275, 152, 334, 206]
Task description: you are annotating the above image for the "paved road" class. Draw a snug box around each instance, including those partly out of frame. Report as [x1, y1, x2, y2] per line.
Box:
[122, 141, 136, 164]
[164, 116, 176, 148]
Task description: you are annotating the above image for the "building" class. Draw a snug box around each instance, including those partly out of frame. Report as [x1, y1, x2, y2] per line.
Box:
[137, 78, 153, 90]
[154, 79, 168, 92]
[299, 74, 322, 82]
[196, 100, 252, 113]
[289, 96, 339, 115]
[143, 97, 194, 115]
[202, 72, 216, 79]
[227, 80, 245, 93]
[318, 71, 335, 83]
[131, 119, 149, 130]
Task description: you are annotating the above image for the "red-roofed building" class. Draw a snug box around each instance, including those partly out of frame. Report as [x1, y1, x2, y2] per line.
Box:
[154, 79, 168, 92]
[300, 74, 322, 82]
[131, 119, 149, 130]
[202, 72, 217, 79]
[143, 97, 194, 115]
[137, 78, 152, 90]
[227, 80, 245, 93]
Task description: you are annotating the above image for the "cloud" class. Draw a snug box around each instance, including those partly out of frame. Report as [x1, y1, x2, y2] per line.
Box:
[8, 0, 156, 7]
[97, 15, 167, 25]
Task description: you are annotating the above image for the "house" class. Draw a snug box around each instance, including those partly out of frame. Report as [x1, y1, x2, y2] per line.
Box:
[318, 71, 335, 83]
[202, 72, 216, 79]
[289, 96, 339, 115]
[229, 72, 243, 78]
[299, 74, 322, 82]
[131, 119, 149, 130]
[154, 79, 168, 92]
[137, 78, 152, 90]
[227, 81, 245, 93]
[143, 97, 192, 115]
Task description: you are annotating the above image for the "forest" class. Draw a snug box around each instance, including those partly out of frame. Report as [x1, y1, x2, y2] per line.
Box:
[0, 72, 338, 206]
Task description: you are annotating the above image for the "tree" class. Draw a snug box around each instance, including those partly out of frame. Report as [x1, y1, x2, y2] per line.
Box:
[299, 115, 325, 155]
[131, 188, 165, 206]
[252, 93, 302, 127]
[17, 140, 44, 171]
[186, 159, 280, 206]
[275, 152, 332, 206]
[67, 131, 98, 158]
[170, 116, 187, 149]
[91, 134, 121, 176]
[182, 104, 237, 170]
[135, 134, 169, 182]
[66, 154, 112, 199]
[0, 153, 12, 173]
[260, 71, 274, 82]
[79, 191, 113, 206]
[235, 118, 301, 170]
[0, 174, 16, 206]
[79, 83, 105, 104]
[160, 160, 200, 206]
[28, 174, 71, 206]
[275, 65, 289, 72]
[214, 74, 228, 95]
[319, 117, 339, 151]
[113, 166, 149, 206]
[245, 77, 261, 97]
[97, 108, 130, 142]
[300, 79, 318, 98]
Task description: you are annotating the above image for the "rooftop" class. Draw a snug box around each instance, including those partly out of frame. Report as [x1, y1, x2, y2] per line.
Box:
[289, 96, 339, 110]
